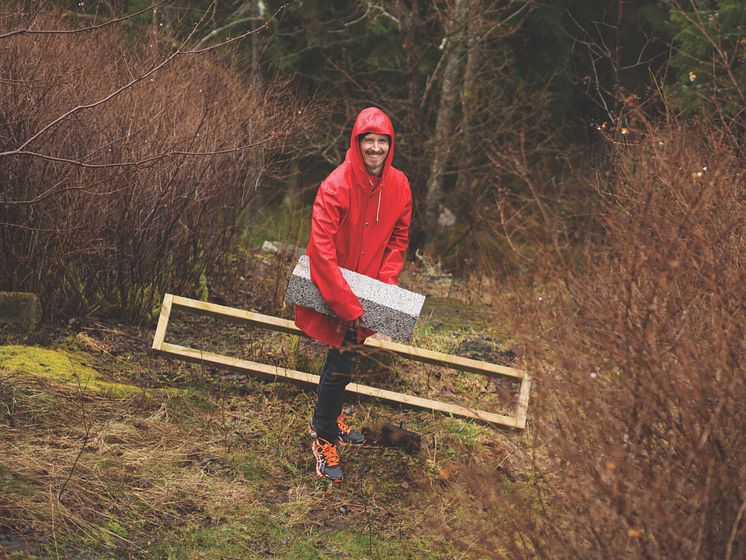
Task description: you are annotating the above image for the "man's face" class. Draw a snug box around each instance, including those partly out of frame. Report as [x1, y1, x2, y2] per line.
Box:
[359, 133, 390, 176]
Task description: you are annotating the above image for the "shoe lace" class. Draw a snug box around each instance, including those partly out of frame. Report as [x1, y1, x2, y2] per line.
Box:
[317, 439, 340, 467]
[336, 413, 351, 435]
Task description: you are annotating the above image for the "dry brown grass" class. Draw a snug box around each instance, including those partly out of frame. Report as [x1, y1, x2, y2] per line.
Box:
[2, 375, 194, 543]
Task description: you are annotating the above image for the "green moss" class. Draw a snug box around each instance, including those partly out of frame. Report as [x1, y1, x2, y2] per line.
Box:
[146, 513, 284, 559]
[227, 450, 264, 481]
[306, 530, 444, 560]
[0, 345, 143, 397]
[145, 516, 433, 560]
[103, 519, 129, 539]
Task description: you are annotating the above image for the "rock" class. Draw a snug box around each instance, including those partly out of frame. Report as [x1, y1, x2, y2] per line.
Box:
[437, 206, 457, 227]
[379, 422, 421, 451]
[0, 292, 42, 333]
[260, 240, 304, 259]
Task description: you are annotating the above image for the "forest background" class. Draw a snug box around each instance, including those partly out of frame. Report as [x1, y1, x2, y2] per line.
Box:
[3, 0, 744, 318]
[1, 0, 744, 558]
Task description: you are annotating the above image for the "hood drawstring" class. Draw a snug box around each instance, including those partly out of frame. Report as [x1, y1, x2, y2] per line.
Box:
[376, 189, 381, 225]
[369, 179, 382, 225]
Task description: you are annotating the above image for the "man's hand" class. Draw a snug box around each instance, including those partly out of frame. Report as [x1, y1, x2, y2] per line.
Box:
[349, 314, 365, 329]
[369, 332, 393, 342]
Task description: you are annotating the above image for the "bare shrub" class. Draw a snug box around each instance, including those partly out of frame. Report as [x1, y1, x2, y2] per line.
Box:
[443, 120, 745, 558]
[0, 5, 310, 321]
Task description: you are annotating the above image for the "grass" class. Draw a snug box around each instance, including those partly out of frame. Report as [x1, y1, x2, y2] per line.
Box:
[0, 250, 530, 559]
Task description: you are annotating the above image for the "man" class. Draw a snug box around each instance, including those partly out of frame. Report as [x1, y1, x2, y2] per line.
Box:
[295, 107, 412, 483]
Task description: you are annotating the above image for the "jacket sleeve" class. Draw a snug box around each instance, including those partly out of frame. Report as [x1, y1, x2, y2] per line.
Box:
[306, 180, 364, 322]
[378, 184, 412, 285]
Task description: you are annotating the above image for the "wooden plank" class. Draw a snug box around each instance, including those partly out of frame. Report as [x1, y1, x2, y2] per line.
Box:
[156, 341, 319, 384]
[515, 373, 532, 430]
[151, 294, 173, 351]
[171, 295, 300, 336]
[170, 295, 524, 380]
[346, 379, 521, 428]
[362, 337, 524, 380]
[155, 341, 522, 429]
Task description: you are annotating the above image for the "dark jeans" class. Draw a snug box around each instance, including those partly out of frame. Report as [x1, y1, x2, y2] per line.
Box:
[312, 330, 357, 442]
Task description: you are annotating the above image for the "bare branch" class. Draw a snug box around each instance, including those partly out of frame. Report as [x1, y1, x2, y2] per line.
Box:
[181, 3, 286, 55]
[5, 135, 280, 171]
[195, 15, 260, 48]
[0, 1, 167, 40]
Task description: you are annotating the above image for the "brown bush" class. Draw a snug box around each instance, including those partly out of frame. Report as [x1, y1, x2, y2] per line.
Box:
[0, 5, 310, 321]
[444, 120, 745, 558]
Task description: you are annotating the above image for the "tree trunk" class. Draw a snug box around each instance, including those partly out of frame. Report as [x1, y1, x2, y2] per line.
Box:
[454, 1, 481, 199]
[397, 0, 428, 251]
[423, 0, 468, 243]
[249, 0, 265, 196]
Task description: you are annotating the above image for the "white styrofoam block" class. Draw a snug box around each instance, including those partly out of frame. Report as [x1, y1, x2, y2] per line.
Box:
[285, 255, 425, 341]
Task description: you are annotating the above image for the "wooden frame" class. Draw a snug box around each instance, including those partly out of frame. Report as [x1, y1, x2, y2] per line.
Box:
[152, 294, 531, 429]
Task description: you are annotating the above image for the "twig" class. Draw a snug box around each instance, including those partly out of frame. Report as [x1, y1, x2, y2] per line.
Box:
[57, 367, 94, 500]
[0, 1, 167, 40]
[6, 135, 280, 171]
[725, 499, 746, 560]
[195, 15, 260, 48]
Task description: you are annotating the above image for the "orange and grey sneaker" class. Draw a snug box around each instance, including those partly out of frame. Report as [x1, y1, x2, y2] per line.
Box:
[308, 413, 366, 447]
[336, 413, 366, 446]
[312, 438, 343, 482]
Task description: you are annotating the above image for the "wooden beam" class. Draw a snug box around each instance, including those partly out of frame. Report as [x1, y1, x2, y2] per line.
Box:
[515, 373, 532, 430]
[362, 337, 523, 380]
[171, 295, 300, 336]
[170, 295, 524, 380]
[155, 341, 522, 428]
[152, 294, 173, 350]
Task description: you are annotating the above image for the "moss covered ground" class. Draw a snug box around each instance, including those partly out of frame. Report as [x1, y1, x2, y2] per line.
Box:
[0, 250, 531, 559]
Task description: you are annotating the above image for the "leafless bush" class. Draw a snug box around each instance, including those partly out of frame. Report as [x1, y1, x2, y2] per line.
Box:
[443, 119, 745, 558]
[0, 4, 311, 321]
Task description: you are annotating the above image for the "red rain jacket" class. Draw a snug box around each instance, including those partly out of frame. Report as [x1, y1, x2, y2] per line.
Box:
[294, 107, 412, 347]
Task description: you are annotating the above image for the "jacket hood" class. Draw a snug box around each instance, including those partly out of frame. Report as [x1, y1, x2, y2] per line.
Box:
[346, 107, 395, 190]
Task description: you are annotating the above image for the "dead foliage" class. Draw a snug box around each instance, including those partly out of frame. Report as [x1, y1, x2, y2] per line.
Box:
[444, 120, 745, 558]
[0, 3, 312, 322]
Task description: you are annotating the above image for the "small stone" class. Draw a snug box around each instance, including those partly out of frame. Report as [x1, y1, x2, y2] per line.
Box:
[437, 206, 457, 227]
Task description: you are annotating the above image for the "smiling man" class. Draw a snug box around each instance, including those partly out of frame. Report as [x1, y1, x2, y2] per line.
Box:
[360, 132, 389, 175]
[294, 107, 413, 482]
